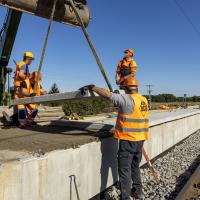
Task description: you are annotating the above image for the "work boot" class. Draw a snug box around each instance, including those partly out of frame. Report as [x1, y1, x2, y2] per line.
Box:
[131, 193, 144, 200]
[26, 118, 37, 126]
[19, 120, 27, 128]
[131, 189, 144, 200]
[26, 118, 33, 126]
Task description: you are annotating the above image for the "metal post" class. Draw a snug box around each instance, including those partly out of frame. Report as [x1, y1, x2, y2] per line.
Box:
[184, 94, 187, 103]
[146, 84, 153, 110]
[7, 67, 12, 105]
[67, 0, 113, 92]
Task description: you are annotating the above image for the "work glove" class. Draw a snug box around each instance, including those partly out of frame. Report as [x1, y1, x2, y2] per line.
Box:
[30, 93, 36, 97]
[113, 90, 120, 94]
[116, 77, 125, 85]
[79, 85, 95, 96]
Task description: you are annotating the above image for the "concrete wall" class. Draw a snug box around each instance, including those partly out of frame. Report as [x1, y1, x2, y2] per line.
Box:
[0, 111, 200, 200]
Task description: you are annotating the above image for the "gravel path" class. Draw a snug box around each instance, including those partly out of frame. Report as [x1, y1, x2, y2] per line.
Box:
[104, 131, 200, 200]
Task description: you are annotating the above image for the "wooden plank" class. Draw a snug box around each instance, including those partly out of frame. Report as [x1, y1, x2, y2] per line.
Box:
[11, 90, 89, 106]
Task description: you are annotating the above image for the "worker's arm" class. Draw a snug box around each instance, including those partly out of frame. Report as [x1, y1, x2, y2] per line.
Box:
[115, 73, 119, 83]
[20, 81, 30, 97]
[92, 86, 112, 98]
[115, 62, 121, 83]
[18, 70, 27, 80]
[21, 88, 30, 97]
[83, 85, 130, 108]
[128, 60, 137, 78]
[92, 86, 127, 108]
[40, 88, 47, 95]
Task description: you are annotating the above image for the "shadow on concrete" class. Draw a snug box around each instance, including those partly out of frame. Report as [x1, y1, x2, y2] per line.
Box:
[1, 123, 119, 199]
[99, 137, 118, 199]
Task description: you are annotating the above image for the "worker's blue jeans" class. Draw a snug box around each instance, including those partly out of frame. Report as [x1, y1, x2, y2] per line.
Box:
[118, 140, 144, 200]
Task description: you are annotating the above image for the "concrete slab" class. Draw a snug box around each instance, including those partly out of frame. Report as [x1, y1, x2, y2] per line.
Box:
[51, 108, 200, 129]
[0, 108, 200, 199]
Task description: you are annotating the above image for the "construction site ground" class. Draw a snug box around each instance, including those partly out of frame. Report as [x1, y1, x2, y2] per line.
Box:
[0, 107, 199, 164]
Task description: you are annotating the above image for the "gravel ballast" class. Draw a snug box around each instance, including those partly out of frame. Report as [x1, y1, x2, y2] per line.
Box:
[104, 131, 200, 200]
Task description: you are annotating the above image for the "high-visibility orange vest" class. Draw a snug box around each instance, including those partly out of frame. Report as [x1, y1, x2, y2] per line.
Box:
[114, 93, 149, 142]
[14, 61, 30, 87]
[20, 78, 41, 97]
[117, 58, 137, 77]
[17, 79, 41, 111]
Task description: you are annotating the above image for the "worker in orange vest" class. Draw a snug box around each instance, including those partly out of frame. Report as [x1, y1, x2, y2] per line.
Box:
[82, 77, 149, 199]
[116, 48, 137, 88]
[18, 71, 46, 127]
[13, 52, 34, 99]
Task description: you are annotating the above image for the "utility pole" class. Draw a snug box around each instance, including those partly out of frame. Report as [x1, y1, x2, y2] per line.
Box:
[146, 84, 153, 110]
[183, 94, 187, 103]
[7, 67, 12, 105]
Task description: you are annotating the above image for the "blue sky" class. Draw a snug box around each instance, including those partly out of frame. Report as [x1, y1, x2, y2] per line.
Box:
[0, 0, 200, 96]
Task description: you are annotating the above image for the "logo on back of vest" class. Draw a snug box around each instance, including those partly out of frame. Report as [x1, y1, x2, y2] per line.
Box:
[140, 101, 148, 112]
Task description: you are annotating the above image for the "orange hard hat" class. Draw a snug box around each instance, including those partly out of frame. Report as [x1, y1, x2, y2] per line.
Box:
[124, 48, 134, 56]
[124, 77, 138, 87]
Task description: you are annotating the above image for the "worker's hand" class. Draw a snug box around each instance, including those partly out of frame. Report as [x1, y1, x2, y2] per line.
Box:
[30, 93, 36, 97]
[116, 77, 125, 85]
[113, 89, 120, 94]
[84, 84, 95, 90]
[79, 85, 95, 96]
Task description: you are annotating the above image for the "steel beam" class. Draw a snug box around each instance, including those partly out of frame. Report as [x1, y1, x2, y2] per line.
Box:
[11, 90, 90, 106]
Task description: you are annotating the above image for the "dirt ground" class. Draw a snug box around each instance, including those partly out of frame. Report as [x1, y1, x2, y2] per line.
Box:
[0, 125, 111, 155]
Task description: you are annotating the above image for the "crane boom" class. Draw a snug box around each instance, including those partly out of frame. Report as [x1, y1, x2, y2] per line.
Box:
[0, 9, 22, 105]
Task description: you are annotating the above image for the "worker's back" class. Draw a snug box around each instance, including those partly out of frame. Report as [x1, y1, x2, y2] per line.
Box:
[110, 93, 149, 142]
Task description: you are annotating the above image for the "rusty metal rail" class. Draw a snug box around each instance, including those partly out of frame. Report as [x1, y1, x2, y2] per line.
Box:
[176, 165, 200, 200]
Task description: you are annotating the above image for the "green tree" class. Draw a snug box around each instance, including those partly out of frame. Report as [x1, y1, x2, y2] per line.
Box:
[48, 83, 60, 107]
[49, 83, 60, 94]
[63, 97, 115, 116]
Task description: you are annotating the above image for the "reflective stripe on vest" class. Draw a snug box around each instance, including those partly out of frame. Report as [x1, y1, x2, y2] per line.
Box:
[117, 116, 149, 123]
[14, 61, 28, 87]
[115, 126, 149, 133]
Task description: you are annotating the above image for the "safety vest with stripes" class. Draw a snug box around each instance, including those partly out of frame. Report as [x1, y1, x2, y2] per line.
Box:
[14, 61, 30, 87]
[20, 78, 41, 97]
[114, 93, 149, 141]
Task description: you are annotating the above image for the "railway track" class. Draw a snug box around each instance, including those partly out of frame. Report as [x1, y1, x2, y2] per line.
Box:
[98, 131, 200, 200]
[176, 165, 200, 200]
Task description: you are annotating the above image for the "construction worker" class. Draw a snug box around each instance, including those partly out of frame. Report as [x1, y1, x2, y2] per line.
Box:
[82, 77, 149, 200]
[116, 48, 137, 88]
[13, 52, 34, 99]
[18, 71, 46, 127]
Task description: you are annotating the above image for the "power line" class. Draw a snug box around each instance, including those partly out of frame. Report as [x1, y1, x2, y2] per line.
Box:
[173, 0, 200, 37]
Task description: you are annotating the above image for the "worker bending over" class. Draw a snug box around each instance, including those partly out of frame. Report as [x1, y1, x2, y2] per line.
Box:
[13, 52, 34, 99]
[18, 71, 46, 127]
[116, 48, 137, 88]
[84, 77, 149, 200]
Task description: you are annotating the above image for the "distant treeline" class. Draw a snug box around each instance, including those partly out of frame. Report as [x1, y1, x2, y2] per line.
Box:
[144, 94, 200, 102]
